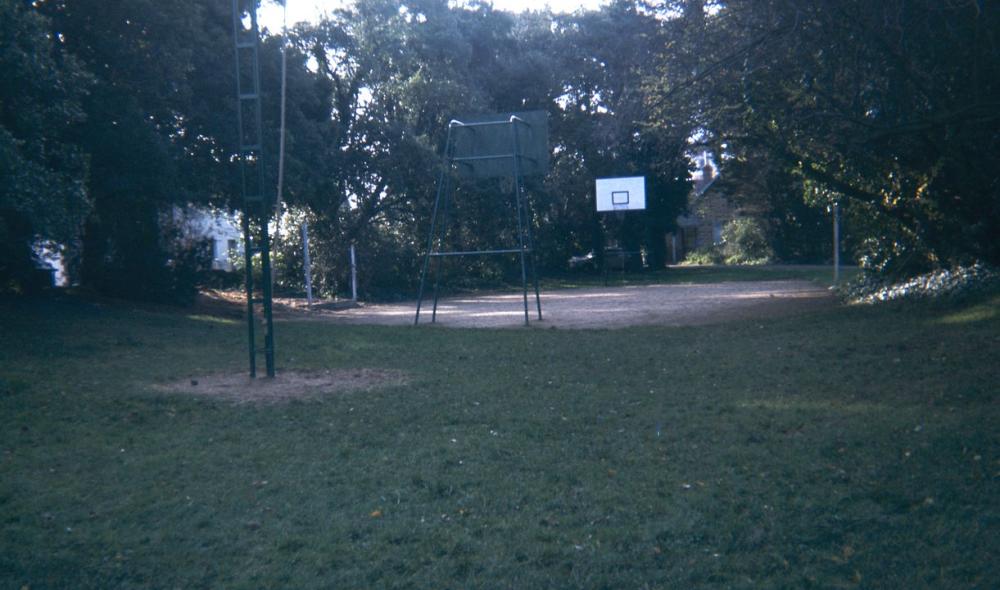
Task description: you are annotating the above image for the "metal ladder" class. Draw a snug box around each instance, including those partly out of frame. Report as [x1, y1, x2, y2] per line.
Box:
[231, 0, 275, 377]
[415, 116, 543, 326]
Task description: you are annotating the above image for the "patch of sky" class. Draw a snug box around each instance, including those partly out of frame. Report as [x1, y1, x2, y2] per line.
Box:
[258, 0, 611, 33]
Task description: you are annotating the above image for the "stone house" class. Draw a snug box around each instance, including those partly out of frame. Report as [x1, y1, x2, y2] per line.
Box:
[665, 156, 739, 264]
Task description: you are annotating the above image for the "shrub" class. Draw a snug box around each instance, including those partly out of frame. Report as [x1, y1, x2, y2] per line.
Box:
[681, 246, 724, 265]
[842, 262, 1000, 304]
[721, 218, 774, 265]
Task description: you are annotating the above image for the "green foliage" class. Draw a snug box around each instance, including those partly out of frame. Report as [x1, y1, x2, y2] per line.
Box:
[20, 0, 994, 299]
[647, 0, 1000, 277]
[714, 151, 833, 263]
[269, 214, 309, 296]
[678, 219, 774, 266]
[720, 217, 773, 265]
[274, 0, 691, 297]
[20, 0, 338, 301]
[0, 0, 91, 291]
[681, 245, 723, 265]
[842, 263, 1000, 305]
[544, 2, 690, 270]
[30, 0, 221, 299]
[4, 0, 695, 300]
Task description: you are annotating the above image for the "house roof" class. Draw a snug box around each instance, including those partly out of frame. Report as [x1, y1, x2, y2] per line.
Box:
[692, 162, 717, 196]
[676, 159, 732, 228]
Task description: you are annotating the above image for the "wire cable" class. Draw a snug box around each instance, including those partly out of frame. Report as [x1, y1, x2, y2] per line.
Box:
[274, 0, 288, 223]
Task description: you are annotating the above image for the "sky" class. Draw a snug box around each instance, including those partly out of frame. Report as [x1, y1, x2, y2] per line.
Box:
[258, 0, 608, 30]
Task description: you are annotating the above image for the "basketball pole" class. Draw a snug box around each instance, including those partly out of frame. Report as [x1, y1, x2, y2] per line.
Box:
[595, 177, 647, 283]
[302, 220, 313, 307]
[350, 243, 358, 302]
[832, 201, 840, 284]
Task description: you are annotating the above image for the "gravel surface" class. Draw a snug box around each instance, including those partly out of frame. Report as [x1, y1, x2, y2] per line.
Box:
[295, 280, 836, 329]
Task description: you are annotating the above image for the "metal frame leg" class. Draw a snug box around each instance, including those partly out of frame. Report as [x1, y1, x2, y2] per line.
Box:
[511, 119, 542, 325]
[415, 126, 455, 325]
[430, 169, 455, 323]
[242, 215, 256, 377]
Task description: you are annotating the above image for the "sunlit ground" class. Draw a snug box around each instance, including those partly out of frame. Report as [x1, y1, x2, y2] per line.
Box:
[346, 280, 835, 328]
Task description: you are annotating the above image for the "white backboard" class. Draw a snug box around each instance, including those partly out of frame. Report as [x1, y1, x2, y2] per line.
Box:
[596, 176, 646, 212]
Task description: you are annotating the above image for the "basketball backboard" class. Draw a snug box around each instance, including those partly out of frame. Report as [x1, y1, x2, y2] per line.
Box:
[596, 176, 646, 212]
[451, 111, 549, 178]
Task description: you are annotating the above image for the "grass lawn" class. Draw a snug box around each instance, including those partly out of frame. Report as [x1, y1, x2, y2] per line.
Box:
[1, 283, 997, 588]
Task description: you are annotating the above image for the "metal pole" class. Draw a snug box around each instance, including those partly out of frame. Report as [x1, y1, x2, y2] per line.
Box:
[350, 243, 357, 302]
[510, 120, 530, 326]
[415, 124, 455, 324]
[512, 119, 542, 321]
[233, 0, 275, 378]
[833, 202, 840, 284]
[430, 167, 454, 323]
[242, 215, 256, 378]
[302, 221, 313, 308]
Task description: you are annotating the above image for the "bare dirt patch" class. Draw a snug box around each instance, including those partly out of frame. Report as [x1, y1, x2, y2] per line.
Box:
[155, 368, 408, 403]
[195, 279, 837, 329]
[194, 289, 361, 319]
[294, 280, 837, 329]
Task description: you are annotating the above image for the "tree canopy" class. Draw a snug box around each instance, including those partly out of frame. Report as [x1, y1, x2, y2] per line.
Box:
[0, 0, 90, 291]
[646, 0, 1000, 276]
[1, 0, 996, 297]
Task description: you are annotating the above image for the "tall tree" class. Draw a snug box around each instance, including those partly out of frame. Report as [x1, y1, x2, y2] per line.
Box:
[36, 0, 226, 300]
[288, 0, 558, 295]
[33, 0, 336, 300]
[288, 0, 695, 295]
[547, 0, 690, 269]
[647, 0, 1000, 275]
[0, 0, 91, 291]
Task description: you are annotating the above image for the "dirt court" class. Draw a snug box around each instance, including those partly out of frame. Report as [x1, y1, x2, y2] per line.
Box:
[291, 280, 836, 329]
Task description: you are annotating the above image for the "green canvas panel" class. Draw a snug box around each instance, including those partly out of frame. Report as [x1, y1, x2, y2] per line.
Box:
[450, 111, 549, 178]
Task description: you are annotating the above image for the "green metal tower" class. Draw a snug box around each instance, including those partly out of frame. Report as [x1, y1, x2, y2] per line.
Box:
[231, 0, 275, 377]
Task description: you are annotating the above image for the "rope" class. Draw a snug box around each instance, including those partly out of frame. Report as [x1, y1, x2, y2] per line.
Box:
[274, 0, 288, 224]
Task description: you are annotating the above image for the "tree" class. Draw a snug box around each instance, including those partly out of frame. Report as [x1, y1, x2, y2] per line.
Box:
[282, 0, 696, 296]
[0, 0, 91, 292]
[33, 0, 226, 300]
[286, 0, 561, 296]
[32, 0, 337, 301]
[647, 0, 1000, 276]
[546, 0, 690, 270]
[7, 0, 710, 302]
